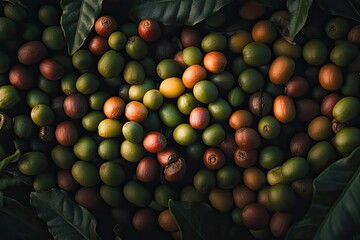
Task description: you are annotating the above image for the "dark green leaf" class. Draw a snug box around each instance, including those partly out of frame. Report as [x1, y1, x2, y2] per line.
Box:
[129, 0, 234, 26]
[0, 149, 20, 172]
[1, 0, 28, 8]
[0, 196, 52, 240]
[270, 15, 301, 45]
[60, 0, 103, 55]
[286, 0, 313, 40]
[113, 225, 123, 240]
[285, 147, 360, 240]
[4, 169, 32, 186]
[30, 188, 102, 240]
[169, 200, 232, 240]
[0, 176, 22, 190]
[317, 0, 360, 22]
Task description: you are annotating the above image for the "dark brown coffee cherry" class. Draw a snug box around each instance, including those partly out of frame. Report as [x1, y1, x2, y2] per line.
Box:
[39, 58, 64, 81]
[248, 91, 273, 117]
[9, 65, 34, 89]
[63, 93, 88, 119]
[241, 203, 270, 230]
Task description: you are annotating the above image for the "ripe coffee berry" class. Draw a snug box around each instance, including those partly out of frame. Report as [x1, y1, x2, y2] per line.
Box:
[95, 15, 118, 37]
[138, 18, 161, 42]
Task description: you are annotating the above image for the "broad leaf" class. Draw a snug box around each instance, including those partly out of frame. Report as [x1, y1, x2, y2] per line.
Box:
[60, 0, 103, 55]
[285, 147, 360, 240]
[0, 176, 22, 190]
[317, 0, 360, 22]
[0, 196, 52, 240]
[30, 188, 102, 240]
[1, 0, 28, 8]
[129, 0, 234, 26]
[286, 0, 313, 40]
[0, 148, 20, 172]
[4, 168, 32, 186]
[169, 200, 233, 240]
[113, 225, 123, 240]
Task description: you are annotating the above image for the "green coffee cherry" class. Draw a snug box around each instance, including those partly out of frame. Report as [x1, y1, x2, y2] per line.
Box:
[76, 72, 100, 95]
[0, 112, 12, 134]
[51, 145, 76, 169]
[125, 35, 148, 60]
[12, 115, 34, 139]
[26, 89, 51, 108]
[0, 85, 20, 110]
[82, 111, 106, 132]
[100, 184, 123, 207]
[123, 180, 152, 207]
[18, 151, 48, 176]
[0, 17, 16, 40]
[99, 160, 126, 186]
[30, 104, 54, 127]
[4, 3, 27, 21]
[73, 136, 97, 161]
[98, 139, 120, 161]
[33, 172, 56, 191]
[281, 157, 309, 182]
[42, 26, 66, 50]
[71, 161, 100, 187]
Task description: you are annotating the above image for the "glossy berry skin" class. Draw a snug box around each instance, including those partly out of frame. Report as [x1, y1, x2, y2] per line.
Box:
[138, 18, 161, 42]
[95, 15, 118, 37]
[143, 131, 167, 153]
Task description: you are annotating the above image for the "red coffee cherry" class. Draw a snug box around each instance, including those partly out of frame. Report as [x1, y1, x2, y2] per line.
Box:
[95, 15, 118, 37]
[138, 18, 161, 42]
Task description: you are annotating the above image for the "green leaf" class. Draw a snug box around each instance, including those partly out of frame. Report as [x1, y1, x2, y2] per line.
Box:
[285, 147, 360, 240]
[1, 0, 28, 8]
[169, 200, 233, 240]
[0, 149, 20, 172]
[129, 0, 234, 26]
[60, 0, 103, 55]
[113, 225, 123, 240]
[0, 176, 22, 190]
[30, 188, 102, 240]
[4, 169, 32, 186]
[317, 0, 360, 22]
[0, 196, 52, 240]
[286, 0, 313, 40]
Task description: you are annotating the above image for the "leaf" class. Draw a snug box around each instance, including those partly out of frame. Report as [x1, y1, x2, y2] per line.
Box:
[285, 147, 360, 240]
[1, 0, 28, 8]
[270, 15, 301, 45]
[113, 225, 123, 240]
[4, 169, 32, 186]
[317, 0, 360, 22]
[0, 176, 22, 190]
[286, 0, 313, 40]
[60, 0, 103, 55]
[30, 188, 102, 240]
[0, 149, 20, 172]
[169, 200, 232, 240]
[0, 195, 52, 240]
[128, 0, 234, 26]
